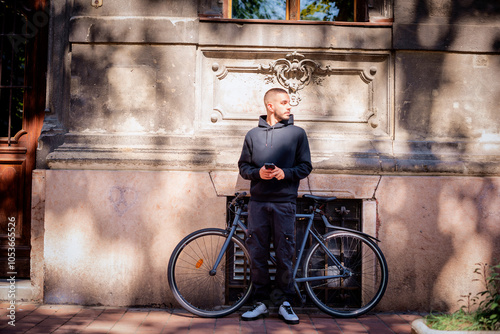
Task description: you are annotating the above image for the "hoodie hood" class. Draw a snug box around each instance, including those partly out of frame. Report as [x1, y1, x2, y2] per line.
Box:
[258, 114, 294, 147]
[258, 114, 294, 128]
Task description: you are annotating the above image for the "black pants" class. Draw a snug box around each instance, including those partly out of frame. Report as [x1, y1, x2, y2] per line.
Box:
[246, 200, 296, 305]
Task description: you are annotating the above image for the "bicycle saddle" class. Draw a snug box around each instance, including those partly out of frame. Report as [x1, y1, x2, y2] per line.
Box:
[302, 194, 337, 202]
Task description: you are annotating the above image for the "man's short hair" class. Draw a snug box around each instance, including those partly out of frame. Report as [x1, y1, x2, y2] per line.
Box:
[264, 88, 288, 107]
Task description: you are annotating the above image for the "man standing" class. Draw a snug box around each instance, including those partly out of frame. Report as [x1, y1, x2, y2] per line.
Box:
[238, 88, 313, 324]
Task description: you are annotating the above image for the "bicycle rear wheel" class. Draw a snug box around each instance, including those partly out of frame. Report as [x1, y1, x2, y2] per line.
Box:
[167, 228, 252, 317]
[303, 231, 388, 318]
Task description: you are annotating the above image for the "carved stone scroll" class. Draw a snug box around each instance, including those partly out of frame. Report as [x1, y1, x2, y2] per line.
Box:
[259, 51, 372, 107]
[202, 50, 390, 137]
[212, 51, 377, 107]
[259, 51, 317, 106]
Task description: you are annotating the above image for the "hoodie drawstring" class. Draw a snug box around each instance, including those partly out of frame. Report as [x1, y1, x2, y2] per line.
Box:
[266, 127, 274, 147]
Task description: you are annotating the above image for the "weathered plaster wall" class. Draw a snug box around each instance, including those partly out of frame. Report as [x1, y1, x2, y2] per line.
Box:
[36, 170, 500, 311]
[376, 176, 500, 312]
[42, 170, 225, 306]
[392, 0, 500, 175]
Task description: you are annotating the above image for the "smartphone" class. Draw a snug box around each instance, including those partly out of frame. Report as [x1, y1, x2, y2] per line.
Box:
[264, 163, 276, 170]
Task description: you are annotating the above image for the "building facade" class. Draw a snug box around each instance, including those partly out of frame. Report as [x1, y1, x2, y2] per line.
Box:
[4, 0, 500, 312]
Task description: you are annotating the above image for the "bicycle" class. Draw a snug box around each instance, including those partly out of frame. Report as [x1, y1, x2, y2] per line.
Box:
[167, 192, 388, 318]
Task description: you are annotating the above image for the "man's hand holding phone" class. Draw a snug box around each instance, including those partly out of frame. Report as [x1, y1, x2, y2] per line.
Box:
[264, 163, 275, 170]
[260, 163, 284, 180]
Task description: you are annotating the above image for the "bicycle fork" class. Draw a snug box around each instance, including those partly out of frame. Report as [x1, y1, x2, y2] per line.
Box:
[208, 207, 244, 276]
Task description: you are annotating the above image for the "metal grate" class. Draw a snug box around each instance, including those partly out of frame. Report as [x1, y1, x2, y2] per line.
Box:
[0, 1, 28, 145]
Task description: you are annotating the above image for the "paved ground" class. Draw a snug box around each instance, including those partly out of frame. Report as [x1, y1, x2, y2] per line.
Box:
[0, 302, 423, 334]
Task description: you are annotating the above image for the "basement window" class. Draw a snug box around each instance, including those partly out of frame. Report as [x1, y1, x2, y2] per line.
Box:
[226, 195, 362, 305]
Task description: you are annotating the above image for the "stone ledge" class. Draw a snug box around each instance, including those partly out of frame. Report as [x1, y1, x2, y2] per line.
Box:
[44, 133, 500, 175]
[210, 171, 381, 199]
[46, 147, 500, 175]
[69, 16, 199, 44]
[199, 21, 392, 49]
[394, 23, 500, 52]
[0, 280, 33, 301]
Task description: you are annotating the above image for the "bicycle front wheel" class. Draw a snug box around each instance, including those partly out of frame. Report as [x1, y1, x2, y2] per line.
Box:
[303, 231, 388, 318]
[167, 228, 252, 317]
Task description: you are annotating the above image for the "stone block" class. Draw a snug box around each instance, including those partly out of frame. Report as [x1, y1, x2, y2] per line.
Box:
[68, 44, 196, 133]
[394, 0, 500, 52]
[199, 21, 392, 49]
[30, 170, 46, 302]
[71, 0, 198, 17]
[69, 16, 199, 44]
[43, 170, 225, 306]
[394, 51, 500, 163]
[376, 175, 500, 312]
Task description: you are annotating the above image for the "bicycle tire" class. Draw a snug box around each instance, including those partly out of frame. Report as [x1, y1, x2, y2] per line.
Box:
[167, 228, 253, 318]
[303, 231, 388, 318]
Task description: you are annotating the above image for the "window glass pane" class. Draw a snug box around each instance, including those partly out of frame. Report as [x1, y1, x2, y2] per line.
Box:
[0, 1, 26, 138]
[300, 0, 354, 21]
[232, 0, 286, 20]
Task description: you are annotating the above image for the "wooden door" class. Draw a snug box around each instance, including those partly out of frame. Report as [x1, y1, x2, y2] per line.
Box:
[0, 0, 48, 278]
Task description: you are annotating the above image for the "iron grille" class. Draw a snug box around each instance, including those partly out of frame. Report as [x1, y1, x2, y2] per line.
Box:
[0, 1, 29, 145]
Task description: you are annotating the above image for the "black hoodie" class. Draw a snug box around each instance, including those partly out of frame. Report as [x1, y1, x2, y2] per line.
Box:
[238, 115, 313, 203]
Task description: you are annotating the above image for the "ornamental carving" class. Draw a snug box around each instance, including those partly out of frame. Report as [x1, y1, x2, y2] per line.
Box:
[212, 51, 377, 107]
[207, 50, 389, 135]
[259, 51, 327, 106]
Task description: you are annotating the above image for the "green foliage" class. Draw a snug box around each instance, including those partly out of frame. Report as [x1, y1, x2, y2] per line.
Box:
[232, 0, 286, 20]
[473, 262, 500, 330]
[300, 0, 354, 22]
[300, 0, 337, 21]
[426, 262, 500, 331]
[426, 309, 488, 331]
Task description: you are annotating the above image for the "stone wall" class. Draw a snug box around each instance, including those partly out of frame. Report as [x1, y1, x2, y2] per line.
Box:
[40, 0, 500, 175]
[33, 0, 500, 312]
[32, 170, 500, 312]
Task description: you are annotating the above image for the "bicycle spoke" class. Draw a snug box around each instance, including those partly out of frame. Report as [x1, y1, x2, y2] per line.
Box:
[303, 232, 388, 317]
[168, 229, 252, 317]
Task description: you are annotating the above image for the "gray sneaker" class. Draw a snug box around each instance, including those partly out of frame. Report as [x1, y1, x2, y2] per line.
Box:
[241, 302, 269, 321]
[278, 301, 299, 324]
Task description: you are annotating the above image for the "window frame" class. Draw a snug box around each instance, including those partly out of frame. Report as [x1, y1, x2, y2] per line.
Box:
[204, 0, 393, 25]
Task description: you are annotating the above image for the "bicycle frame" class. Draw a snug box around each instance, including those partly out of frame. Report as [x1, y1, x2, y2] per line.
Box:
[210, 200, 376, 301]
[168, 192, 388, 318]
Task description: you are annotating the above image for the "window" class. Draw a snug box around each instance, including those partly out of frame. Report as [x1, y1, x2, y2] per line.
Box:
[0, 1, 27, 142]
[199, 0, 392, 24]
[227, 0, 366, 22]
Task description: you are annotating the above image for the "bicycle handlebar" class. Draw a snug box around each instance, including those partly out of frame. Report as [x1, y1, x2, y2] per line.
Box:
[230, 192, 247, 206]
[230, 192, 337, 208]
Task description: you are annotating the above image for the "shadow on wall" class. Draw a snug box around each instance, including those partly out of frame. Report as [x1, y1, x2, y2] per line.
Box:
[43, 169, 225, 307]
[370, 0, 500, 313]
[42, 0, 226, 308]
[396, 0, 500, 147]
[375, 176, 500, 312]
